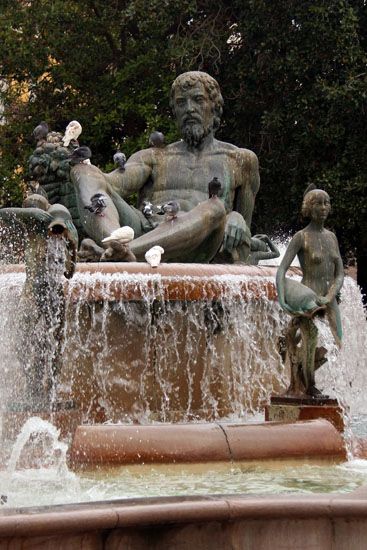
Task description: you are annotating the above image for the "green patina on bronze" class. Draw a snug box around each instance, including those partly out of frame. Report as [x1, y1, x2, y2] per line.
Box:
[276, 188, 344, 398]
[69, 71, 260, 263]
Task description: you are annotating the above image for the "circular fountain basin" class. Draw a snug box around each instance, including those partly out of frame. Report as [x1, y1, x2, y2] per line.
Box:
[1, 489, 367, 548]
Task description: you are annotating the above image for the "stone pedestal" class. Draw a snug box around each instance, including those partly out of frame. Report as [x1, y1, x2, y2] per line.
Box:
[1, 400, 82, 443]
[265, 396, 345, 432]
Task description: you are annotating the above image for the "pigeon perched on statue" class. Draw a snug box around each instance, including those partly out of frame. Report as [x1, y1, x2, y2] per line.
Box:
[113, 151, 126, 171]
[84, 193, 107, 216]
[142, 201, 154, 218]
[208, 177, 222, 198]
[62, 120, 82, 147]
[102, 226, 134, 245]
[32, 121, 49, 145]
[141, 201, 158, 230]
[162, 200, 180, 221]
[70, 146, 92, 165]
[145, 245, 164, 267]
[149, 131, 165, 148]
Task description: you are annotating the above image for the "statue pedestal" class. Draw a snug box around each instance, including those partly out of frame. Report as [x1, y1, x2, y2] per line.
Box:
[265, 396, 345, 432]
[1, 400, 82, 443]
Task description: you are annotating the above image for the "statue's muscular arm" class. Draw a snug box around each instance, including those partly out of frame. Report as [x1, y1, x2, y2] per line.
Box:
[235, 149, 260, 228]
[105, 149, 153, 199]
[223, 149, 260, 253]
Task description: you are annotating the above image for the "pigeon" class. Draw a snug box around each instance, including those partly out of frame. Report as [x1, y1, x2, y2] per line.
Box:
[32, 121, 49, 144]
[62, 120, 82, 147]
[84, 193, 107, 216]
[113, 151, 126, 171]
[145, 245, 164, 267]
[162, 200, 180, 221]
[208, 176, 222, 198]
[70, 146, 92, 165]
[149, 131, 165, 148]
[142, 200, 154, 218]
[102, 226, 134, 244]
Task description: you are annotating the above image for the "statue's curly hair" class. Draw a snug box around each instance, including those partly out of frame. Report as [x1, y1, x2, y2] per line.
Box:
[170, 71, 224, 131]
[301, 189, 330, 218]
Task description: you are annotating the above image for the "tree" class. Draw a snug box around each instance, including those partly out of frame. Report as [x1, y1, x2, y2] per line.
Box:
[1, 0, 366, 294]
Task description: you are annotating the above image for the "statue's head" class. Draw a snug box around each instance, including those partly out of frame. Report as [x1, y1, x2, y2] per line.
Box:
[302, 189, 331, 220]
[170, 71, 224, 147]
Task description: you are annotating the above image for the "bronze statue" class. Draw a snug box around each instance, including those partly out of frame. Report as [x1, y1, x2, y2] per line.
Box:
[276, 188, 344, 397]
[70, 71, 260, 263]
[247, 234, 280, 265]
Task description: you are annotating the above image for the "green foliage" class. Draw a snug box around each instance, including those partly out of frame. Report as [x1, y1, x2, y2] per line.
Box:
[0, 0, 366, 255]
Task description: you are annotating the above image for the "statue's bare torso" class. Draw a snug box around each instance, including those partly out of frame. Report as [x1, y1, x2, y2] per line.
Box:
[114, 139, 258, 226]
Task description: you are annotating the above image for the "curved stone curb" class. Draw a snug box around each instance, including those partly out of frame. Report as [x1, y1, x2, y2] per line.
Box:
[69, 419, 346, 467]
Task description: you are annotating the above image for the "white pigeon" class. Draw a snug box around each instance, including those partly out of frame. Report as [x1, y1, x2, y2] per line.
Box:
[102, 226, 134, 244]
[62, 120, 82, 147]
[145, 245, 164, 267]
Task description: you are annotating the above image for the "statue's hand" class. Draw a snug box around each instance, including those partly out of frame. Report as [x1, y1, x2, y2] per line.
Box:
[253, 234, 268, 241]
[316, 296, 329, 306]
[223, 212, 249, 252]
[278, 299, 295, 315]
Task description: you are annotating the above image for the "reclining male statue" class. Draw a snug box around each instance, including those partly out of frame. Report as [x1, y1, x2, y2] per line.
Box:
[71, 71, 260, 263]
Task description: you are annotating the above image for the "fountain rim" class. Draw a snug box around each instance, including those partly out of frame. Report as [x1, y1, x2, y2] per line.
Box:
[0, 490, 367, 537]
[0, 262, 300, 278]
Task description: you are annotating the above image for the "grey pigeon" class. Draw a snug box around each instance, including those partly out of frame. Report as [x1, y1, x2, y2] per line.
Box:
[84, 193, 107, 216]
[208, 177, 222, 198]
[32, 121, 49, 143]
[149, 131, 165, 148]
[113, 151, 126, 171]
[162, 200, 180, 220]
[70, 146, 92, 165]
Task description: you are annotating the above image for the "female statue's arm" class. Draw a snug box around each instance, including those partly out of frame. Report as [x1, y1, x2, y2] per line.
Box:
[323, 234, 344, 303]
[276, 232, 302, 313]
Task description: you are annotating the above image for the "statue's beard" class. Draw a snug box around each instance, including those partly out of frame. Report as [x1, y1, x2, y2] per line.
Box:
[181, 121, 212, 148]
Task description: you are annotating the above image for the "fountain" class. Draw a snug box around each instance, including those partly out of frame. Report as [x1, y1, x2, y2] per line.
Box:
[1, 71, 367, 548]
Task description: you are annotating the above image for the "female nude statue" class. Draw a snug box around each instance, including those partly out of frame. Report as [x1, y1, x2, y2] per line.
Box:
[276, 188, 344, 397]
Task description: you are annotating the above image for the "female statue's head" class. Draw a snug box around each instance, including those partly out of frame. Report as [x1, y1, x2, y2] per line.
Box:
[301, 189, 331, 220]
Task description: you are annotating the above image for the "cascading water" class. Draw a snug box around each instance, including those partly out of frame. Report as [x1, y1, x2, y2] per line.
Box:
[1, 267, 366, 425]
[1, 256, 367, 508]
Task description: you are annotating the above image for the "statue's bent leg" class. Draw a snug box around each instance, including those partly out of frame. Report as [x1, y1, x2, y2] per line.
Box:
[284, 318, 304, 395]
[71, 164, 144, 246]
[326, 300, 342, 346]
[299, 317, 318, 394]
[129, 198, 226, 262]
[126, 198, 226, 261]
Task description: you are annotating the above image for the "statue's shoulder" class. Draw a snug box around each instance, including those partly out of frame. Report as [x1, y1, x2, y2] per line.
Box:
[165, 140, 185, 152]
[127, 146, 158, 165]
[215, 140, 258, 162]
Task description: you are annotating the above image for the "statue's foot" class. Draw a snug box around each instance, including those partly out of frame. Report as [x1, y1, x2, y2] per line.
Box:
[101, 240, 136, 262]
[283, 385, 305, 398]
[308, 385, 329, 399]
[78, 238, 104, 262]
